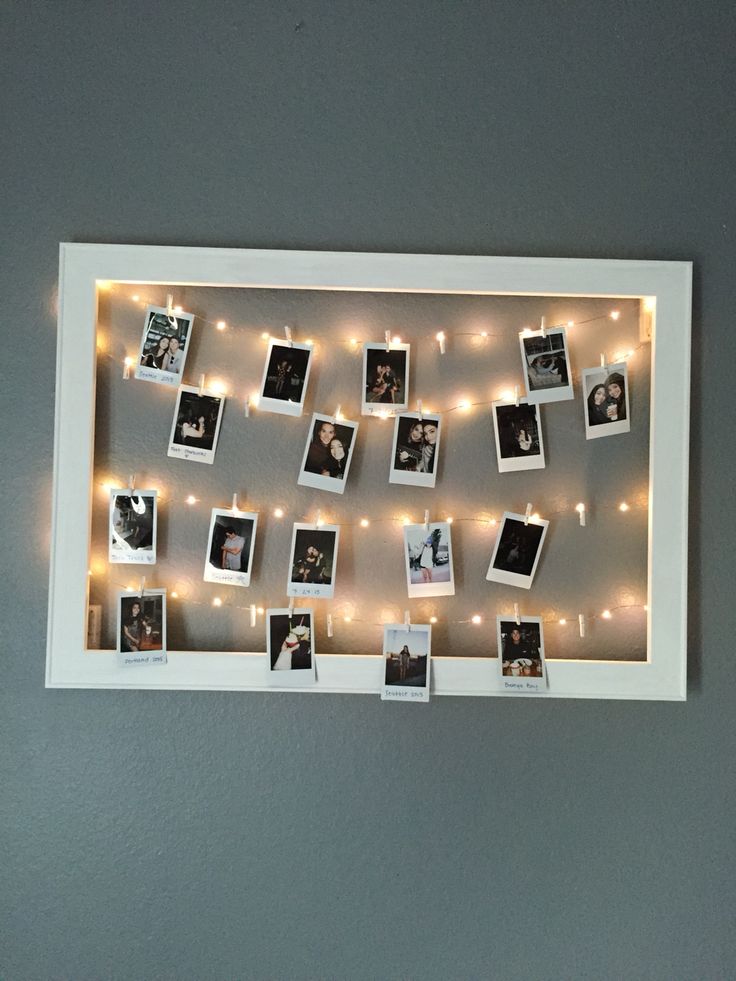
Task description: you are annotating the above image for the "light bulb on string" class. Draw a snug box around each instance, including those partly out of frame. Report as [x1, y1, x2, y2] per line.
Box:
[360, 518, 370, 528]
[609, 310, 620, 321]
[212, 597, 223, 608]
[216, 320, 227, 331]
[601, 609, 612, 619]
[559, 618, 567, 626]
[619, 502, 630, 512]
[186, 495, 198, 505]
[471, 615, 482, 625]
[273, 508, 284, 519]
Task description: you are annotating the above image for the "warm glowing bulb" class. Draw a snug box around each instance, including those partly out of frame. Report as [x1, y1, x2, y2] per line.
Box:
[87, 568, 92, 576]
[391, 336, 401, 345]
[446, 516, 453, 524]
[521, 327, 533, 336]
[305, 338, 314, 346]
[601, 609, 612, 619]
[360, 518, 370, 528]
[644, 604, 649, 612]
[101, 481, 114, 495]
[480, 331, 488, 338]
[567, 321, 574, 327]
[559, 618, 567, 626]
[627, 349, 635, 358]
[401, 516, 411, 526]
[619, 502, 630, 512]
[96, 280, 111, 291]
[132, 294, 140, 302]
[257, 607, 265, 615]
[501, 389, 515, 403]
[471, 615, 482, 625]
[436, 331, 445, 341]
[124, 356, 134, 367]
[316, 517, 324, 527]
[575, 503, 586, 513]
[531, 512, 541, 522]
[174, 305, 183, 314]
[610, 310, 620, 320]
[430, 616, 438, 624]
[488, 518, 497, 527]
[458, 400, 471, 411]
[261, 332, 269, 340]
[186, 495, 197, 505]
[274, 508, 284, 518]
[213, 597, 222, 607]
[171, 591, 178, 599]
[125, 585, 134, 592]
[216, 320, 227, 331]
[209, 380, 227, 396]
[644, 297, 655, 312]
[250, 392, 260, 408]
[349, 337, 358, 346]
[378, 410, 389, 420]
[344, 616, 352, 623]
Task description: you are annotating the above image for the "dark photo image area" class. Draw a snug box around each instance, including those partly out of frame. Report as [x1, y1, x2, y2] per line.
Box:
[394, 415, 438, 473]
[495, 404, 540, 458]
[208, 516, 254, 573]
[269, 614, 312, 670]
[263, 345, 311, 402]
[499, 620, 543, 676]
[493, 519, 545, 577]
[173, 393, 221, 449]
[120, 594, 164, 653]
[111, 495, 154, 550]
[523, 331, 569, 389]
[365, 349, 407, 404]
[384, 650, 428, 687]
[291, 529, 336, 584]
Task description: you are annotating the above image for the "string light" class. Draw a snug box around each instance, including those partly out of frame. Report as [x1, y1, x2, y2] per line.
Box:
[171, 591, 178, 599]
[558, 618, 567, 626]
[601, 609, 612, 619]
[446, 516, 454, 524]
[391, 336, 402, 345]
[430, 616, 438, 624]
[257, 607, 265, 615]
[273, 508, 284, 518]
[216, 320, 227, 331]
[360, 518, 370, 528]
[185, 495, 198, 505]
[609, 310, 620, 320]
[344, 616, 352, 623]
[619, 502, 630, 512]
[471, 615, 482, 625]
[174, 305, 183, 314]
[131, 294, 140, 302]
[212, 597, 222, 607]
[261, 332, 269, 340]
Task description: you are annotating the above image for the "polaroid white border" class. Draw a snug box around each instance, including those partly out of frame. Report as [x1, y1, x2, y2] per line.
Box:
[381, 622, 432, 702]
[266, 607, 316, 686]
[297, 412, 359, 495]
[116, 588, 167, 668]
[389, 413, 441, 488]
[361, 341, 410, 416]
[203, 508, 258, 588]
[47, 244, 691, 699]
[490, 399, 546, 473]
[496, 616, 547, 694]
[403, 521, 455, 598]
[134, 304, 194, 387]
[486, 511, 550, 590]
[583, 363, 632, 440]
[287, 522, 340, 600]
[167, 384, 225, 465]
[519, 326, 575, 404]
[108, 488, 158, 565]
[258, 337, 313, 417]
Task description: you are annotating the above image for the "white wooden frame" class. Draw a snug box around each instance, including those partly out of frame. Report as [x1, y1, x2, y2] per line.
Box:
[47, 244, 691, 699]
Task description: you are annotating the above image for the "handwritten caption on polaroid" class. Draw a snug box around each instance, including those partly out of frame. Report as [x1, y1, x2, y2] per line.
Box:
[382, 687, 428, 701]
[118, 652, 167, 668]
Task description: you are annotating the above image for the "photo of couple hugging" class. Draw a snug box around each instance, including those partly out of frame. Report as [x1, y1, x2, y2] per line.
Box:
[587, 369, 627, 426]
[394, 416, 438, 473]
[304, 418, 351, 479]
[365, 353, 404, 404]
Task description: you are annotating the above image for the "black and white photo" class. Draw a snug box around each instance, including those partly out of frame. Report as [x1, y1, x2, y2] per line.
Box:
[583, 363, 631, 439]
[258, 339, 313, 416]
[116, 589, 167, 667]
[491, 399, 545, 473]
[109, 488, 157, 564]
[403, 521, 455, 598]
[298, 413, 359, 494]
[134, 305, 194, 387]
[287, 523, 340, 599]
[361, 342, 410, 416]
[496, 616, 547, 692]
[519, 327, 574, 403]
[381, 623, 431, 701]
[390, 413, 441, 488]
[168, 385, 225, 464]
[203, 509, 258, 588]
[266, 608, 316, 684]
[486, 511, 549, 589]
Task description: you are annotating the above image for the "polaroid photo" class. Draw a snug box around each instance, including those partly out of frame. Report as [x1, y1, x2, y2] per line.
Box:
[109, 488, 157, 564]
[287, 523, 340, 599]
[258, 339, 313, 417]
[361, 342, 410, 416]
[583, 363, 631, 440]
[486, 511, 549, 590]
[134, 305, 194, 387]
[519, 327, 574, 404]
[167, 385, 225, 465]
[266, 608, 316, 685]
[116, 589, 167, 667]
[389, 413, 441, 488]
[497, 616, 547, 692]
[381, 623, 432, 702]
[491, 399, 545, 473]
[203, 509, 258, 588]
[403, 521, 455, 598]
[298, 413, 359, 494]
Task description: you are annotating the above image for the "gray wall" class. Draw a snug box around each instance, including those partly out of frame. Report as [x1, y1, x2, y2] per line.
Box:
[2, 2, 733, 978]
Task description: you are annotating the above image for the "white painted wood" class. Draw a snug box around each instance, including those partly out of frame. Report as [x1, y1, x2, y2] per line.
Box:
[47, 244, 691, 699]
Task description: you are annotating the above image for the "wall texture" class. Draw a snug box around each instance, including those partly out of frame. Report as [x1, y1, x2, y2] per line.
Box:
[1, 2, 734, 979]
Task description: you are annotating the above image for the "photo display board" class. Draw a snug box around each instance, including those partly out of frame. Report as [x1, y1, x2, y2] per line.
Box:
[47, 245, 691, 698]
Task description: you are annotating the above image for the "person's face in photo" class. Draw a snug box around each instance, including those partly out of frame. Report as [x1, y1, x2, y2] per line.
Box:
[409, 422, 423, 443]
[318, 422, 335, 446]
[330, 438, 344, 461]
[422, 423, 437, 445]
[131, 602, 140, 618]
[306, 545, 318, 558]
[510, 628, 521, 644]
[608, 381, 622, 400]
[593, 385, 606, 405]
[169, 337, 180, 354]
